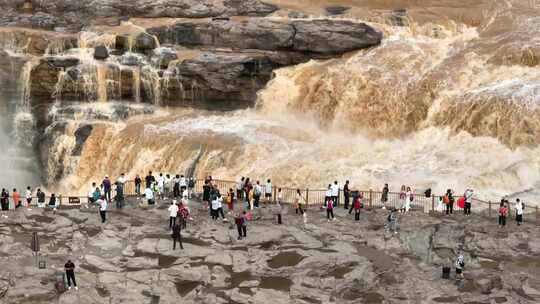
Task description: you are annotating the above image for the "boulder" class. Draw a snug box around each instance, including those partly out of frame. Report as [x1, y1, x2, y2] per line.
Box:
[93, 45, 109, 60]
[325, 6, 351, 16]
[135, 32, 158, 51]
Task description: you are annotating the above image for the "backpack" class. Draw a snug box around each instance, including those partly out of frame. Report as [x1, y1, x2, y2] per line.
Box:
[188, 179, 195, 188]
[443, 195, 450, 204]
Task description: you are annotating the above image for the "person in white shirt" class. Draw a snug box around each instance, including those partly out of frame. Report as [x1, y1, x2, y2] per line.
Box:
[25, 186, 32, 208]
[404, 187, 413, 213]
[325, 184, 332, 208]
[164, 174, 172, 199]
[145, 186, 155, 205]
[331, 181, 339, 207]
[464, 189, 474, 215]
[157, 173, 165, 199]
[168, 201, 179, 229]
[98, 196, 108, 223]
[253, 181, 262, 208]
[179, 175, 187, 192]
[211, 194, 226, 221]
[515, 198, 524, 226]
[236, 177, 245, 201]
[265, 179, 273, 204]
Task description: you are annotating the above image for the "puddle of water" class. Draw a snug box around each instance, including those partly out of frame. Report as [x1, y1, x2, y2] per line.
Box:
[331, 263, 358, 279]
[175, 280, 200, 296]
[259, 276, 292, 291]
[27, 214, 54, 223]
[183, 237, 212, 247]
[267, 251, 304, 269]
[362, 292, 384, 304]
[357, 246, 393, 271]
[432, 296, 459, 303]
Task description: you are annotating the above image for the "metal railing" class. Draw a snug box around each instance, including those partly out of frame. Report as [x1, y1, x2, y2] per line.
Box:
[2, 178, 538, 225]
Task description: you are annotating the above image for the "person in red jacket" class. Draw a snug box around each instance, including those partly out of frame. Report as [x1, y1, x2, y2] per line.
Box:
[498, 200, 508, 227]
[353, 195, 362, 221]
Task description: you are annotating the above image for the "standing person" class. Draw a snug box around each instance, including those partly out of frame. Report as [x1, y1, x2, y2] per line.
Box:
[326, 195, 335, 221]
[294, 189, 305, 215]
[350, 194, 362, 219]
[36, 188, 46, 208]
[134, 174, 142, 197]
[455, 252, 465, 280]
[173, 174, 180, 198]
[343, 180, 351, 209]
[168, 201, 179, 229]
[243, 178, 252, 204]
[164, 174, 172, 199]
[265, 179, 273, 205]
[1, 188, 9, 211]
[98, 195, 108, 223]
[381, 183, 389, 209]
[179, 175, 187, 194]
[64, 260, 78, 291]
[171, 222, 183, 250]
[187, 177, 195, 199]
[324, 184, 332, 208]
[144, 185, 155, 205]
[115, 174, 126, 209]
[213, 194, 226, 221]
[102, 176, 112, 202]
[156, 173, 165, 200]
[25, 186, 32, 208]
[498, 200, 508, 227]
[12, 189, 21, 208]
[88, 183, 97, 203]
[515, 198, 524, 226]
[404, 187, 413, 213]
[386, 209, 398, 234]
[331, 181, 339, 207]
[236, 177, 245, 201]
[48, 193, 57, 212]
[203, 180, 211, 209]
[277, 188, 283, 207]
[145, 171, 155, 189]
[444, 189, 454, 215]
[464, 189, 473, 215]
[399, 185, 406, 213]
[227, 188, 234, 213]
[253, 181, 262, 208]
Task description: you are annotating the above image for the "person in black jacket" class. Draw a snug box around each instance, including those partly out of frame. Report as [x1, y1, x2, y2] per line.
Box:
[64, 260, 78, 290]
[172, 222, 183, 250]
[343, 180, 351, 209]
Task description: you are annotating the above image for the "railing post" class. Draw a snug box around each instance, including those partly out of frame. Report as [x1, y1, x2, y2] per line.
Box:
[369, 189, 372, 209]
[488, 201, 492, 218]
[273, 187, 277, 204]
[305, 188, 309, 207]
[431, 195, 435, 213]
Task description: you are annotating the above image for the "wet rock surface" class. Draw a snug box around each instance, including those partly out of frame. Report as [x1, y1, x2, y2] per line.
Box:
[0, 199, 539, 303]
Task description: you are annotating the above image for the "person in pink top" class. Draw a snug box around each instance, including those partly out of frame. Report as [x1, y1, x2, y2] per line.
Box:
[326, 196, 335, 221]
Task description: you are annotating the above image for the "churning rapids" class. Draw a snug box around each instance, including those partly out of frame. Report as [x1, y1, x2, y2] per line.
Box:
[0, 0, 540, 204]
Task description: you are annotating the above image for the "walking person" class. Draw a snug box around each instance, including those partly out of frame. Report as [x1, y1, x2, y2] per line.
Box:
[171, 222, 183, 250]
[157, 173, 165, 200]
[386, 209, 398, 234]
[98, 195, 108, 223]
[25, 186, 32, 208]
[64, 260, 78, 290]
[179, 175, 187, 194]
[326, 196, 335, 221]
[444, 189, 454, 215]
[134, 174, 142, 197]
[168, 201, 179, 229]
[145, 171, 155, 189]
[48, 193, 57, 212]
[235, 212, 245, 240]
[381, 183, 389, 209]
[203, 180, 211, 209]
[36, 188, 46, 208]
[343, 180, 351, 209]
[464, 189, 473, 215]
[324, 184, 332, 208]
[115, 174, 126, 209]
[294, 189, 305, 215]
[515, 198, 524, 226]
[498, 200, 508, 227]
[187, 178, 195, 199]
[211, 194, 226, 221]
[455, 252, 465, 280]
[102, 176, 112, 202]
[178, 203, 190, 229]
